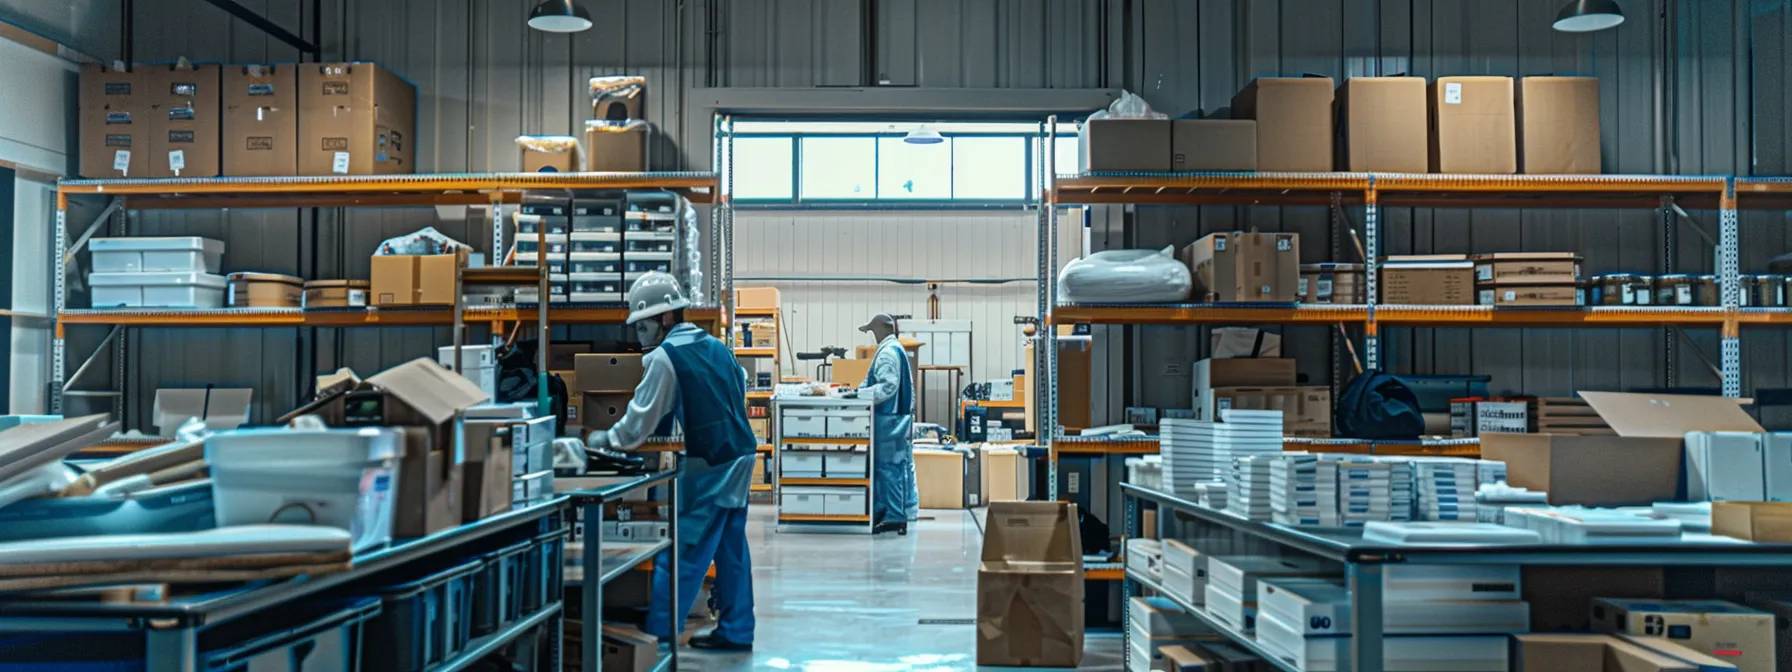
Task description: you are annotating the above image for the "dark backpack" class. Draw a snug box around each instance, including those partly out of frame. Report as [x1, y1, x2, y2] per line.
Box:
[497, 343, 570, 432]
[1334, 369, 1424, 440]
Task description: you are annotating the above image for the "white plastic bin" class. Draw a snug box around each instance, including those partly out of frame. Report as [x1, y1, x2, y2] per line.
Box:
[826, 411, 873, 438]
[206, 427, 401, 552]
[780, 451, 825, 478]
[781, 486, 829, 515]
[823, 487, 868, 515]
[90, 271, 228, 309]
[824, 452, 869, 478]
[90, 237, 224, 273]
[782, 410, 828, 437]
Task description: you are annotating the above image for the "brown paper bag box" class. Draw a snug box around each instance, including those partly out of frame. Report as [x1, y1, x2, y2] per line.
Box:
[79, 64, 150, 178]
[298, 62, 416, 175]
[977, 501, 1084, 667]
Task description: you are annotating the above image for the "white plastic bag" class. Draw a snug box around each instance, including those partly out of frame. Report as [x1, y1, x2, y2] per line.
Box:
[1103, 90, 1167, 120]
[374, 226, 470, 256]
[1057, 247, 1192, 304]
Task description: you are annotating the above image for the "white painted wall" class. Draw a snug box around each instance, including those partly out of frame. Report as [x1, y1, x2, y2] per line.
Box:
[0, 33, 76, 413]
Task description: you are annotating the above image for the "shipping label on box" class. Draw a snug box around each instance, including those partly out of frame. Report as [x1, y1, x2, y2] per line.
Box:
[1430, 76, 1517, 174]
[79, 64, 150, 178]
[1473, 253, 1582, 285]
[223, 65, 298, 177]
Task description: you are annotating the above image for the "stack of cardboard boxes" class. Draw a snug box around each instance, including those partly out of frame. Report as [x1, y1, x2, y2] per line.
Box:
[1181, 232, 1301, 303]
[585, 76, 649, 171]
[1473, 252, 1585, 307]
[80, 62, 415, 179]
[1190, 357, 1330, 438]
[1381, 254, 1476, 305]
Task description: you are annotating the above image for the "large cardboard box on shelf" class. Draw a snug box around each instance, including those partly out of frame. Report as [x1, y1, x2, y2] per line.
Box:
[1481, 391, 1762, 507]
[574, 353, 644, 393]
[1381, 255, 1476, 305]
[1079, 118, 1171, 172]
[1519, 76, 1602, 174]
[520, 142, 577, 172]
[303, 279, 368, 308]
[977, 501, 1084, 667]
[1181, 232, 1300, 303]
[1025, 336, 1092, 431]
[1473, 252, 1583, 285]
[1430, 75, 1518, 174]
[227, 273, 304, 308]
[1170, 119, 1255, 171]
[1194, 386, 1331, 437]
[1509, 634, 1704, 672]
[1336, 76, 1429, 172]
[1592, 598, 1773, 672]
[369, 251, 463, 306]
[145, 63, 222, 178]
[981, 445, 1029, 503]
[79, 64, 150, 178]
[298, 62, 416, 175]
[585, 123, 648, 171]
[735, 287, 781, 310]
[916, 448, 967, 509]
[223, 64, 298, 177]
[830, 358, 872, 386]
[1230, 76, 1334, 171]
[1713, 502, 1792, 543]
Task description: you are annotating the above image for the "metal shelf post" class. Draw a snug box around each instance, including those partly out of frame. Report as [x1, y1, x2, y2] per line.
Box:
[1363, 178, 1380, 371]
[1720, 178, 1741, 398]
[1042, 117, 1059, 501]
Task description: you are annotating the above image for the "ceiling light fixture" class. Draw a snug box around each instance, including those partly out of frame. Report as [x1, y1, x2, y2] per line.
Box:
[903, 126, 944, 145]
[528, 0, 592, 33]
[1553, 0, 1624, 32]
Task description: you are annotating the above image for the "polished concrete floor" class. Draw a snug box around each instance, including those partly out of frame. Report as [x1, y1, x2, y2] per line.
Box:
[677, 505, 1123, 671]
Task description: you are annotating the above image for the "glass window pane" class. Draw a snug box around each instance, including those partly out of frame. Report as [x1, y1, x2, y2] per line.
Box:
[953, 137, 1025, 200]
[877, 137, 952, 199]
[800, 137, 875, 199]
[1055, 136, 1081, 176]
[731, 137, 793, 200]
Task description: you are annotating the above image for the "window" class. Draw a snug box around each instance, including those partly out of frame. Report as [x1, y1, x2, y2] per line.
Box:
[799, 138, 875, 199]
[953, 137, 1025, 200]
[877, 138, 952, 199]
[730, 137, 794, 200]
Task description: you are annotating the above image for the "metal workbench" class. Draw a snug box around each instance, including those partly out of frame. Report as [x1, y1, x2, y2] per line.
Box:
[1121, 482, 1792, 672]
[562, 468, 683, 672]
[0, 497, 572, 672]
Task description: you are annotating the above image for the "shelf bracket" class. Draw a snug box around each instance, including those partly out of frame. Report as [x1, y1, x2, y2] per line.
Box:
[62, 199, 123, 267]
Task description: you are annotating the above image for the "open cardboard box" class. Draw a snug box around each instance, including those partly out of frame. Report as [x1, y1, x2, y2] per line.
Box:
[977, 501, 1084, 667]
[1480, 391, 1761, 507]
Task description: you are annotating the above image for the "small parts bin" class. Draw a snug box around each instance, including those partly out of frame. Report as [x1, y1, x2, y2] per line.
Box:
[471, 541, 532, 637]
[363, 560, 483, 672]
[89, 271, 228, 309]
[0, 597, 380, 671]
[521, 529, 569, 615]
[90, 237, 223, 273]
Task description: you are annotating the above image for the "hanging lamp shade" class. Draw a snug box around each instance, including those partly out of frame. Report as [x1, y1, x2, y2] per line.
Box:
[1553, 0, 1624, 32]
[903, 127, 944, 145]
[528, 0, 592, 33]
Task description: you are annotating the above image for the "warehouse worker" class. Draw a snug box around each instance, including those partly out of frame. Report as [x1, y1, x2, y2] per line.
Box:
[859, 313, 920, 534]
[586, 272, 755, 652]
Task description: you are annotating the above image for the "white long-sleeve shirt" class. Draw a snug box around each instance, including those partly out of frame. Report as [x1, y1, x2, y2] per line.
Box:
[860, 334, 910, 407]
[603, 322, 753, 509]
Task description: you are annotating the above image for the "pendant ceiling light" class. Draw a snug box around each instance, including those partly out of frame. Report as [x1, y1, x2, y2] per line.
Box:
[528, 0, 592, 33]
[1553, 0, 1624, 32]
[903, 126, 944, 145]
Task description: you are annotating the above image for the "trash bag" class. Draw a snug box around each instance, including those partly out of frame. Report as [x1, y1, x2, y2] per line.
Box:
[1057, 247, 1193, 304]
[1334, 369, 1425, 440]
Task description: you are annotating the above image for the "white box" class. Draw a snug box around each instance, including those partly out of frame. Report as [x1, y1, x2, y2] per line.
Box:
[1255, 611, 1511, 672]
[1205, 583, 1251, 631]
[823, 451, 868, 478]
[988, 379, 1015, 401]
[90, 271, 228, 309]
[823, 487, 868, 515]
[1766, 433, 1792, 502]
[206, 426, 400, 553]
[437, 345, 497, 370]
[1127, 619, 1212, 672]
[1128, 595, 1204, 638]
[620, 520, 668, 541]
[781, 486, 829, 515]
[154, 388, 252, 433]
[826, 411, 872, 438]
[90, 236, 223, 273]
[1161, 539, 1207, 581]
[1162, 565, 1203, 606]
[1687, 431, 1767, 502]
[782, 410, 828, 437]
[1125, 538, 1162, 581]
[1208, 555, 1335, 597]
[1382, 563, 1521, 602]
[780, 451, 825, 478]
[1259, 577, 1528, 636]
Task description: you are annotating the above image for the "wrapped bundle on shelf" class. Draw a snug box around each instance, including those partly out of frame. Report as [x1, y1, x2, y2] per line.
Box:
[1057, 247, 1193, 304]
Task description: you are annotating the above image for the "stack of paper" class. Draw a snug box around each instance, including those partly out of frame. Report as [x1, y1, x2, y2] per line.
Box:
[1227, 455, 1278, 520]
[1334, 456, 1415, 526]
[1651, 501, 1711, 532]
[1409, 457, 1483, 522]
[1195, 481, 1228, 511]
[1161, 419, 1220, 492]
[1504, 506, 1684, 543]
[1474, 483, 1550, 524]
[1269, 453, 1339, 527]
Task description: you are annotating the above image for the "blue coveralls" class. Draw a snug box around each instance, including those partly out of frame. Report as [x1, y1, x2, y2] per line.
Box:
[862, 336, 919, 524]
[610, 324, 757, 645]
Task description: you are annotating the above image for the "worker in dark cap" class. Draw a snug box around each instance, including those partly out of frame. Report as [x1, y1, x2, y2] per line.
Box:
[858, 313, 918, 534]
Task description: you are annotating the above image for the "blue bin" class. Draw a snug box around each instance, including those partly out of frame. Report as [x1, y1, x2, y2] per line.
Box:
[0, 480, 214, 543]
[470, 541, 531, 637]
[521, 529, 569, 614]
[0, 597, 379, 672]
[361, 560, 483, 672]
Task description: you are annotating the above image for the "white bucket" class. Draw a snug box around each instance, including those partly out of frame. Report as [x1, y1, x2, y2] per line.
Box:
[206, 427, 401, 552]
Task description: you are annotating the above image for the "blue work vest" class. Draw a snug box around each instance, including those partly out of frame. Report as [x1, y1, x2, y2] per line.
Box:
[657, 334, 757, 466]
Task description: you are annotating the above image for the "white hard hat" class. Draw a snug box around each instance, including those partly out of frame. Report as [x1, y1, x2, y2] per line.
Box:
[625, 271, 691, 324]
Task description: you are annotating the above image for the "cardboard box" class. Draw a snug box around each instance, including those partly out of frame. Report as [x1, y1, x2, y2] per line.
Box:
[145, 63, 221, 178]
[369, 252, 462, 306]
[461, 421, 514, 521]
[1744, 594, 1792, 672]
[1079, 118, 1171, 171]
[583, 393, 632, 431]
[830, 358, 872, 386]
[228, 272, 304, 308]
[1231, 77, 1334, 171]
[1181, 232, 1300, 303]
[977, 501, 1084, 667]
[395, 428, 462, 538]
[1196, 386, 1331, 437]
[1713, 502, 1792, 543]
[575, 353, 644, 393]
[1192, 357, 1297, 390]
[1593, 599, 1773, 672]
[79, 64, 149, 178]
[1026, 337, 1092, 431]
[223, 64, 298, 177]
[549, 343, 591, 370]
[1481, 391, 1762, 507]
[521, 144, 577, 172]
[1474, 252, 1583, 285]
[298, 62, 416, 175]
[735, 287, 780, 310]
[303, 279, 368, 308]
[586, 123, 647, 171]
[1510, 634, 1701, 672]
[1519, 76, 1601, 174]
[551, 369, 578, 395]
[981, 446, 1029, 503]
[1478, 284, 1585, 307]
[1618, 635, 1741, 672]
[916, 448, 967, 509]
[600, 625, 658, 672]
[1170, 120, 1256, 171]
[590, 76, 646, 121]
[1381, 255, 1475, 305]
[1430, 75, 1517, 174]
[1336, 76, 1429, 172]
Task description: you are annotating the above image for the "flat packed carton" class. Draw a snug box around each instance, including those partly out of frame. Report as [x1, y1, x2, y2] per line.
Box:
[586, 123, 648, 171]
[369, 251, 463, 306]
[79, 64, 149, 178]
[1481, 391, 1761, 507]
[1079, 118, 1171, 171]
[1181, 232, 1300, 303]
[1430, 75, 1517, 174]
[223, 65, 298, 177]
[461, 419, 515, 521]
[1478, 284, 1585, 307]
[1474, 252, 1583, 285]
[916, 448, 967, 509]
[1381, 255, 1475, 305]
[1713, 502, 1792, 543]
[146, 63, 222, 178]
[735, 287, 780, 310]
[1509, 634, 1700, 672]
[1593, 599, 1773, 672]
[575, 353, 644, 393]
[1336, 76, 1428, 172]
[298, 62, 415, 175]
[227, 272, 303, 308]
[1230, 77, 1334, 172]
[1519, 76, 1601, 174]
[1170, 120, 1256, 171]
[977, 501, 1084, 667]
[303, 279, 368, 308]
[1026, 337, 1092, 431]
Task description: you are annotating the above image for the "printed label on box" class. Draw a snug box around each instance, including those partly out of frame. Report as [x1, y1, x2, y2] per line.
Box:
[247, 83, 274, 96]
[167, 150, 185, 172]
[1277, 238, 1292, 251]
[1215, 237, 1227, 251]
[332, 151, 351, 174]
[1445, 83, 1463, 104]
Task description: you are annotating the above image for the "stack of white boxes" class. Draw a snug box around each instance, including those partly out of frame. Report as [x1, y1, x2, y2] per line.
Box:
[1126, 538, 1163, 584]
[515, 198, 571, 303]
[567, 196, 625, 302]
[1162, 419, 1220, 492]
[1127, 596, 1214, 672]
[1410, 457, 1481, 522]
[1335, 456, 1414, 526]
[1203, 555, 1334, 634]
[1254, 565, 1524, 672]
[437, 345, 498, 400]
[1160, 539, 1207, 606]
[88, 237, 229, 309]
[622, 193, 680, 294]
[1503, 506, 1683, 543]
[1196, 482, 1228, 510]
[1227, 455, 1277, 520]
[1271, 453, 1340, 526]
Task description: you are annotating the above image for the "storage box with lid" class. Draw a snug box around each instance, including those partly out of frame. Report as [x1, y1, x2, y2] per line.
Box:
[780, 485, 830, 515]
[779, 451, 824, 478]
[206, 426, 402, 552]
[781, 408, 828, 437]
[823, 487, 867, 515]
[823, 451, 868, 478]
[227, 272, 303, 308]
[91, 271, 229, 309]
[826, 410, 872, 438]
[91, 237, 224, 274]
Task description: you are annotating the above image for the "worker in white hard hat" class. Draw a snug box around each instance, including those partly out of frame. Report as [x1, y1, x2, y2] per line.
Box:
[858, 313, 919, 534]
[586, 271, 756, 651]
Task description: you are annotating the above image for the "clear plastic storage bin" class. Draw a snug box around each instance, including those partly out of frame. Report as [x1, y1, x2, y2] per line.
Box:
[90, 237, 223, 273]
[568, 252, 622, 274]
[90, 271, 228, 309]
[780, 451, 825, 478]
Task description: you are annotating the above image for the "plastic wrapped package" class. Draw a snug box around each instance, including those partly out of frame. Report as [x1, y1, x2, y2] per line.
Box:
[586, 119, 648, 134]
[1104, 90, 1168, 120]
[588, 76, 647, 120]
[374, 227, 470, 256]
[1057, 247, 1193, 304]
[514, 135, 578, 153]
[681, 203, 706, 304]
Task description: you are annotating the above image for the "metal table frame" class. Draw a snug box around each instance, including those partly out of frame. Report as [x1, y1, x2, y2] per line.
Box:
[1121, 482, 1792, 672]
[0, 497, 571, 672]
[564, 468, 683, 672]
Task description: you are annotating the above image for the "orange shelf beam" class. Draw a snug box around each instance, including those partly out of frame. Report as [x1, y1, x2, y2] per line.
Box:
[1086, 568, 1124, 581]
[962, 399, 1026, 409]
[1054, 439, 1160, 456]
[59, 172, 719, 206]
[1053, 304, 1366, 326]
[1050, 304, 1743, 329]
[733, 348, 776, 357]
[59, 305, 722, 330]
[1052, 173, 1729, 209]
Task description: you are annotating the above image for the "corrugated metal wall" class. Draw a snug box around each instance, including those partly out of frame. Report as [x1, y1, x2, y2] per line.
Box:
[85, 0, 1787, 430]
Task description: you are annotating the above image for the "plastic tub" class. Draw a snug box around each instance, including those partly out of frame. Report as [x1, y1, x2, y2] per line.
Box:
[89, 272, 228, 309]
[780, 451, 824, 478]
[521, 530, 569, 614]
[625, 258, 674, 274]
[782, 410, 827, 437]
[624, 235, 675, 254]
[90, 237, 223, 273]
[826, 411, 872, 438]
[567, 252, 622, 274]
[0, 479, 214, 543]
[513, 214, 567, 235]
[570, 232, 622, 254]
[206, 427, 402, 552]
[470, 541, 532, 637]
[363, 560, 483, 672]
[0, 598, 379, 672]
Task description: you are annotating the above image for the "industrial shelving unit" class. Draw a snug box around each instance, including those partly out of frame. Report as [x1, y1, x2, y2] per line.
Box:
[50, 172, 725, 427]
